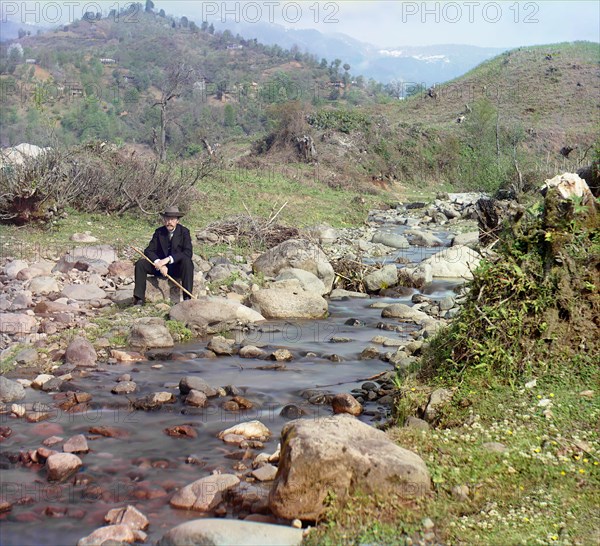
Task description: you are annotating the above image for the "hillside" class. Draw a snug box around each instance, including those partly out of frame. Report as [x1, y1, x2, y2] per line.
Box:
[269, 41, 599, 192]
[0, 5, 371, 152]
[0, 3, 598, 197]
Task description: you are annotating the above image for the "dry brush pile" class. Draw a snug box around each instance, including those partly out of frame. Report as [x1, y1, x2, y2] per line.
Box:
[0, 143, 216, 224]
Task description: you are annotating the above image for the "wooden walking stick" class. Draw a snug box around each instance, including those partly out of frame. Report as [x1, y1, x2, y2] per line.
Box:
[131, 246, 197, 300]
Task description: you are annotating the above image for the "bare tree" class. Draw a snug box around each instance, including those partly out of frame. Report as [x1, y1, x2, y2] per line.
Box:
[153, 63, 194, 162]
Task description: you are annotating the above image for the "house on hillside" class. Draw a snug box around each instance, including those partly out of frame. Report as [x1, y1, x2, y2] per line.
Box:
[100, 58, 117, 65]
[25, 59, 37, 64]
[226, 43, 243, 50]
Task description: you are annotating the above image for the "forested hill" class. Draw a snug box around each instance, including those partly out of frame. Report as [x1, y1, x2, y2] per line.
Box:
[0, 2, 374, 151]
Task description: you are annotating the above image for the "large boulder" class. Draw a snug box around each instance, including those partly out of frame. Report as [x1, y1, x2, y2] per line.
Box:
[542, 172, 596, 207]
[0, 313, 37, 334]
[157, 519, 303, 546]
[275, 268, 327, 295]
[170, 474, 240, 511]
[169, 297, 264, 335]
[364, 264, 398, 292]
[250, 288, 327, 319]
[129, 318, 174, 349]
[371, 231, 410, 249]
[381, 303, 430, 323]
[62, 284, 106, 301]
[28, 276, 60, 295]
[0, 376, 26, 403]
[64, 337, 97, 367]
[269, 414, 430, 521]
[420, 245, 481, 279]
[253, 239, 335, 293]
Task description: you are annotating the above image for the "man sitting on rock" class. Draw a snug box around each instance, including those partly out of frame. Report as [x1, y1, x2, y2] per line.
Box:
[133, 206, 194, 305]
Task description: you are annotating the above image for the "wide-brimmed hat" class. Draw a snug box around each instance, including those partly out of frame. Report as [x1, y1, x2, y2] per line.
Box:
[162, 206, 184, 218]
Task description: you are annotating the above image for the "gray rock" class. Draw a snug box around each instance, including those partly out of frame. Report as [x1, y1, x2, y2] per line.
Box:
[110, 288, 134, 305]
[65, 337, 97, 367]
[253, 239, 335, 293]
[269, 415, 430, 521]
[0, 313, 37, 334]
[451, 231, 480, 248]
[424, 388, 454, 423]
[111, 381, 137, 395]
[206, 263, 246, 283]
[371, 231, 410, 249]
[63, 434, 89, 454]
[10, 291, 33, 310]
[77, 524, 135, 546]
[179, 376, 218, 397]
[0, 376, 26, 403]
[364, 264, 398, 292]
[157, 519, 303, 546]
[420, 245, 481, 279]
[170, 474, 240, 511]
[276, 268, 327, 295]
[63, 245, 117, 266]
[405, 416, 430, 431]
[61, 284, 106, 301]
[5, 260, 28, 279]
[398, 263, 433, 287]
[439, 295, 455, 311]
[185, 390, 208, 407]
[331, 393, 362, 416]
[250, 288, 327, 319]
[207, 336, 237, 356]
[104, 505, 149, 531]
[169, 297, 264, 336]
[405, 229, 444, 247]
[252, 463, 278, 482]
[129, 318, 174, 349]
[239, 345, 267, 359]
[381, 303, 429, 323]
[14, 347, 38, 364]
[46, 453, 82, 482]
[329, 289, 369, 299]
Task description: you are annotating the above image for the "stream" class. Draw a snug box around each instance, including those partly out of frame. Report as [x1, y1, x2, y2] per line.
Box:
[0, 223, 465, 546]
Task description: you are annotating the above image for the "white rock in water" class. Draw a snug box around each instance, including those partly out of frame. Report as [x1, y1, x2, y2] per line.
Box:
[217, 420, 271, 441]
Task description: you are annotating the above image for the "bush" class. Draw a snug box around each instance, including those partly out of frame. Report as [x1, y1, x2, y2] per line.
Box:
[0, 142, 218, 224]
[420, 190, 600, 381]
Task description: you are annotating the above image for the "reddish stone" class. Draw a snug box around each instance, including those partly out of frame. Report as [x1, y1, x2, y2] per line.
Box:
[30, 423, 64, 437]
[0, 426, 12, 440]
[44, 505, 68, 518]
[164, 425, 197, 438]
[88, 426, 129, 439]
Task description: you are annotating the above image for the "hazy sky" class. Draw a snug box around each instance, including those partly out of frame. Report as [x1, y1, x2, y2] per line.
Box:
[2, 1, 599, 48]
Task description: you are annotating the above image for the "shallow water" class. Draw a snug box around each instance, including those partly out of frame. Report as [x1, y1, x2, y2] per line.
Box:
[0, 219, 464, 545]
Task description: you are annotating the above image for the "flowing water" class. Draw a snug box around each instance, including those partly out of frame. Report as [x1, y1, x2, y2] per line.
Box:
[0, 225, 464, 545]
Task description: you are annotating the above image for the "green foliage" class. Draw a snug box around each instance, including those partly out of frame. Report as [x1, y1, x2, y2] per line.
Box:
[307, 109, 371, 134]
[420, 196, 600, 381]
[166, 320, 193, 342]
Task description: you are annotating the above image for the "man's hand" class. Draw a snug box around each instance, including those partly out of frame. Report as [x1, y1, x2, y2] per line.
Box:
[154, 258, 170, 277]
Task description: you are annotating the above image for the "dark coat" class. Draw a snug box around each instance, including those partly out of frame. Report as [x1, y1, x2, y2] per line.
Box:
[144, 224, 193, 264]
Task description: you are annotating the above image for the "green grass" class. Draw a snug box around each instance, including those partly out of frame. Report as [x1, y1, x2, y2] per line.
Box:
[308, 366, 600, 546]
[0, 166, 389, 261]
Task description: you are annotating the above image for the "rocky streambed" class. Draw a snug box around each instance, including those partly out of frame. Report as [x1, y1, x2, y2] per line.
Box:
[0, 194, 485, 546]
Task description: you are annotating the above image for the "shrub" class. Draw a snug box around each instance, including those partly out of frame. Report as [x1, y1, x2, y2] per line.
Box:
[0, 142, 218, 224]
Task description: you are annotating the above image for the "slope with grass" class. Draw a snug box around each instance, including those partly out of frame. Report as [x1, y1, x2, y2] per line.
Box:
[306, 189, 600, 545]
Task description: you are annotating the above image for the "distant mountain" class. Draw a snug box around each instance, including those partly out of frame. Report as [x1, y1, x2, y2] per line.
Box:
[213, 20, 505, 85]
[0, 20, 47, 41]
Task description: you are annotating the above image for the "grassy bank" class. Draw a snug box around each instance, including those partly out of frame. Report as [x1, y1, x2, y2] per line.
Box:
[0, 166, 395, 261]
[307, 192, 600, 545]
